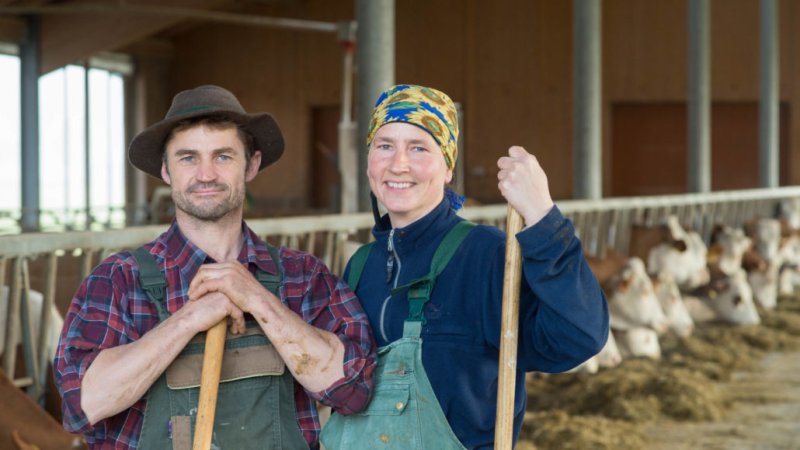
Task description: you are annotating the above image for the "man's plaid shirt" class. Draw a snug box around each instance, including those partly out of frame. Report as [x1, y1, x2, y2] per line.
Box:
[55, 220, 377, 449]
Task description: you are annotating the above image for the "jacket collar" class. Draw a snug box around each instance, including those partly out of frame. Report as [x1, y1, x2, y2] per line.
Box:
[372, 198, 460, 257]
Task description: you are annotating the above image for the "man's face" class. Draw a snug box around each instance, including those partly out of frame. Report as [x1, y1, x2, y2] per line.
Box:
[161, 125, 260, 222]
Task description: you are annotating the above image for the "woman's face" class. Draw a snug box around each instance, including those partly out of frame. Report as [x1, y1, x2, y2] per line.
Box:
[368, 122, 453, 228]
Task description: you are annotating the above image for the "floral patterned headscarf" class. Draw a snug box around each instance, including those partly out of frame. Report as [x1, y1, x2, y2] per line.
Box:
[366, 84, 459, 170]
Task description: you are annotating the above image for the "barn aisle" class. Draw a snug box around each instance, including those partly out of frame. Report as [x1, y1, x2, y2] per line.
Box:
[518, 294, 800, 450]
[645, 349, 800, 450]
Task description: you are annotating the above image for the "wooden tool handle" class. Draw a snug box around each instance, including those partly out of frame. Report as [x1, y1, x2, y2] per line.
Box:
[494, 206, 525, 450]
[192, 319, 227, 450]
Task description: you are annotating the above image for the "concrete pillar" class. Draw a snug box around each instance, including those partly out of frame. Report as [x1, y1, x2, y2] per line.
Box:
[337, 21, 358, 214]
[573, 0, 602, 200]
[20, 15, 40, 232]
[688, 0, 711, 193]
[83, 61, 92, 227]
[356, 0, 394, 212]
[759, 0, 779, 188]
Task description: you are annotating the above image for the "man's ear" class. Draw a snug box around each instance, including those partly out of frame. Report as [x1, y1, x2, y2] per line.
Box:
[246, 151, 262, 182]
[161, 161, 172, 185]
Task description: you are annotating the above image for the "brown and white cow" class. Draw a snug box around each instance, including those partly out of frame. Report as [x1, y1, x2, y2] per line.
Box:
[613, 327, 662, 359]
[650, 271, 695, 338]
[708, 224, 752, 276]
[570, 328, 623, 373]
[684, 264, 760, 325]
[630, 216, 710, 291]
[585, 252, 670, 334]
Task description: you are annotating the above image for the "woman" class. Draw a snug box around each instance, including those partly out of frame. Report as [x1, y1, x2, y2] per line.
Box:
[322, 84, 609, 449]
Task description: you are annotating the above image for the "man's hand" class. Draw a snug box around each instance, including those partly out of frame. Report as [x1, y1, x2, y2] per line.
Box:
[497, 145, 555, 227]
[189, 262, 275, 317]
[184, 291, 246, 335]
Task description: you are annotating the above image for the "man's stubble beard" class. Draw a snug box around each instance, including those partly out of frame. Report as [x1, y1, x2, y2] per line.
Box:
[172, 181, 245, 222]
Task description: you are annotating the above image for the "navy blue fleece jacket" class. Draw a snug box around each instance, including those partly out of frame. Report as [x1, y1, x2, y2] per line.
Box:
[343, 199, 609, 449]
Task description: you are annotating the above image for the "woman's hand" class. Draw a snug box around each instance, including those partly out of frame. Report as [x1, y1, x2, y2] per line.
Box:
[497, 145, 554, 227]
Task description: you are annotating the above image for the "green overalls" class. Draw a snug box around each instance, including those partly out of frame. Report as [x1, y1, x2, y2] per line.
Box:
[131, 246, 309, 450]
[320, 221, 474, 450]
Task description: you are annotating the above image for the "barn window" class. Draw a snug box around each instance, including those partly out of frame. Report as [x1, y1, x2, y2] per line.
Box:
[0, 47, 130, 234]
[39, 57, 130, 231]
[0, 47, 21, 233]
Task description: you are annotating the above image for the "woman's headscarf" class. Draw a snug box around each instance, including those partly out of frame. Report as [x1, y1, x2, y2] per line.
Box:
[366, 84, 464, 210]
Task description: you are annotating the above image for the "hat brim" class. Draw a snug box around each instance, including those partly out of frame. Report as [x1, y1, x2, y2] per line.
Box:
[128, 110, 284, 180]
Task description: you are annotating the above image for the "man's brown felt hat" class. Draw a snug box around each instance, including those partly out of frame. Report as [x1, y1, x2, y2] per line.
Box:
[128, 85, 284, 179]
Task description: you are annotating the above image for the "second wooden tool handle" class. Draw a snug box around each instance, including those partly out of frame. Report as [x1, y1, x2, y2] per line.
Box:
[192, 319, 227, 450]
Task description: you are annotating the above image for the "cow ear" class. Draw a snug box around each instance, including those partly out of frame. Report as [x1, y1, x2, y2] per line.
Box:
[618, 273, 632, 292]
[710, 224, 724, 243]
[707, 244, 723, 263]
[671, 239, 688, 252]
[712, 278, 729, 292]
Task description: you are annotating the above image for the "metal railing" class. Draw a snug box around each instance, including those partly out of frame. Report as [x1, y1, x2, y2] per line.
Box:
[3, 186, 800, 398]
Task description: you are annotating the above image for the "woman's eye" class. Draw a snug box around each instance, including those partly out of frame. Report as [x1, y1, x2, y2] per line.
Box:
[378, 144, 392, 151]
[411, 146, 427, 153]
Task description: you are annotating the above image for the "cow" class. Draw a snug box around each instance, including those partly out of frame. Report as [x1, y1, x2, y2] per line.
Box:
[650, 271, 695, 338]
[684, 264, 760, 325]
[1, 286, 64, 366]
[613, 327, 662, 359]
[708, 224, 752, 276]
[779, 197, 800, 230]
[742, 218, 792, 309]
[570, 329, 623, 373]
[585, 252, 670, 334]
[708, 223, 777, 310]
[630, 216, 710, 291]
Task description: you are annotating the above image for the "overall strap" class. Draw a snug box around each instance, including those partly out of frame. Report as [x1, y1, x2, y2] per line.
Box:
[346, 242, 375, 290]
[133, 244, 285, 322]
[132, 246, 169, 320]
[392, 220, 476, 328]
[256, 244, 283, 296]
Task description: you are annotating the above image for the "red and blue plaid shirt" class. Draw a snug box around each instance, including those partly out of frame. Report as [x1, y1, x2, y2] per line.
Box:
[55, 220, 376, 449]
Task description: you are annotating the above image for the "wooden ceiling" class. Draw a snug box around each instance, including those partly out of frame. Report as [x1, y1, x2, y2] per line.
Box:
[0, 0, 304, 73]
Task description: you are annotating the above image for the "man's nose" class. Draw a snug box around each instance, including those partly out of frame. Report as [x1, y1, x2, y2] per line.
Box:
[196, 158, 217, 181]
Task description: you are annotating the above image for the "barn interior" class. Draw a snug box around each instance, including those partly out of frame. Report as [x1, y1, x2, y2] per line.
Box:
[3, 1, 800, 449]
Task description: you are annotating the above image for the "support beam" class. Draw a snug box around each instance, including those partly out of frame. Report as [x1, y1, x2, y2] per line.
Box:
[20, 15, 40, 232]
[573, 0, 602, 200]
[759, 0, 779, 188]
[356, 0, 395, 212]
[84, 62, 92, 227]
[338, 21, 358, 214]
[688, 0, 711, 193]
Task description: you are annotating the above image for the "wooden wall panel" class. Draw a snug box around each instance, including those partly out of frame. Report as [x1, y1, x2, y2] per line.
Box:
[155, 0, 800, 208]
[167, 1, 352, 215]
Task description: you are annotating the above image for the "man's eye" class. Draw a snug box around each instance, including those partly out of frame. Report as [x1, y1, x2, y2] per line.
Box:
[179, 155, 195, 162]
[217, 154, 233, 161]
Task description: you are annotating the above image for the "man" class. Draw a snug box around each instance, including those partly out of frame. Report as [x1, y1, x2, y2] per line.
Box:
[54, 85, 377, 449]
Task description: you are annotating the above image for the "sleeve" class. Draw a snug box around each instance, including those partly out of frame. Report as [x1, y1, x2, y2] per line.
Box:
[484, 206, 610, 373]
[54, 259, 140, 433]
[302, 257, 377, 415]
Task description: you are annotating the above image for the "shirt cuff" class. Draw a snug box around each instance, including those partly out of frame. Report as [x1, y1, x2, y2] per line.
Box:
[516, 205, 575, 256]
